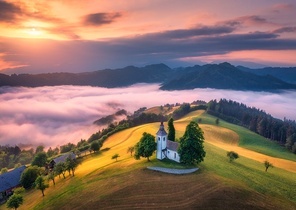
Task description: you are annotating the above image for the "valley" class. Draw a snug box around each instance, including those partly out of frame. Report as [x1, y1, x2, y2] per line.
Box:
[3, 110, 295, 210]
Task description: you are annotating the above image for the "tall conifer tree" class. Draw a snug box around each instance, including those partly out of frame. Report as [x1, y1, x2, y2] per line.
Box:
[168, 118, 176, 141]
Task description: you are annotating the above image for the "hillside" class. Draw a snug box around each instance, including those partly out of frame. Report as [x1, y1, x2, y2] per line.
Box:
[3, 110, 296, 210]
[1, 62, 296, 91]
[160, 62, 296, 91]
[238, 66, 296, 84]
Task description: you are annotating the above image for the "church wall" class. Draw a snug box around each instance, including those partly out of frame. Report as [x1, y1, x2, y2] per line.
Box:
[167, 149, 180, 163]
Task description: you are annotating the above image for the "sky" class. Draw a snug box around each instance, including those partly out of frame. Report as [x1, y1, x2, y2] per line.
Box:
[1, 84, 296, 148]
[0, 0, 296, 74]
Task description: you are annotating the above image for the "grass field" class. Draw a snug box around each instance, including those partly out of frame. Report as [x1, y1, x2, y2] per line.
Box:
[2, 110, 296, 209]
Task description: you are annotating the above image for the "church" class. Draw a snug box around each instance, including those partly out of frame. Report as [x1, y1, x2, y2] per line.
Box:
[156, 122, 180, 162]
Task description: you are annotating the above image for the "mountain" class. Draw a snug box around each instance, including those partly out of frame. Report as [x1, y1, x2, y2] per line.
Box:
[160, 62, 296, 91]
[1, 62, 296, 91]
[237, 66, 296, 84]
[0, 63, 172, 88]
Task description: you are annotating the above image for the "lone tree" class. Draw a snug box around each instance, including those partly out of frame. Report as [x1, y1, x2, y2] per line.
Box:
[264, 160, 273, 172]
[112, 154, 120, 161]
[6, 194, 23, 210]
[168, 118, 176, 141]
[134, 132, 156, 162]
[227, 151, 239, 162]
[35, 176, 49, 197]
[178, 121, 206, 165]
[127, 146, 135, 156]
[215, 118, 220, 125]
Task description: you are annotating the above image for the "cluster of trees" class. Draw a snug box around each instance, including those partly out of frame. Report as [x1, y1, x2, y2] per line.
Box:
[133, 120, 206, 165]
[5, 155, 79, 209]
[207, 99, 296, 153]
[172, 103, 207, 119]
[0, 145, 59, 171]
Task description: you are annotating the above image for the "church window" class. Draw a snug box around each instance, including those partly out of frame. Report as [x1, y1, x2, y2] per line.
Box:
[163, 137, 165, 141]
[174, 153, 176, 159]
[158, 137, 160, 141]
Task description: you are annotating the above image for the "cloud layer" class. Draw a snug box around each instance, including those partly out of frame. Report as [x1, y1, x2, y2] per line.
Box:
[1, 84, 295, 148]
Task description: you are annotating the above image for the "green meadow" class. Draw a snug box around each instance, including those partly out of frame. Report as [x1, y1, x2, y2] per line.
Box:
[2, 110, 296, 209]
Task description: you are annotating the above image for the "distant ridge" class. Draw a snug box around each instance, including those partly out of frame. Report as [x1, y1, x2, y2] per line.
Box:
[0, 62, 295, 91]
[160, 62, 296, 91]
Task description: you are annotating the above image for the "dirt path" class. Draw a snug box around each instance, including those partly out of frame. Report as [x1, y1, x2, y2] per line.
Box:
[147, 167, 199, 174]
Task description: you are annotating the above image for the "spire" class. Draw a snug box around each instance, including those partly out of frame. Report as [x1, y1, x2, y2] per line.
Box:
[157, 121, 167, 135]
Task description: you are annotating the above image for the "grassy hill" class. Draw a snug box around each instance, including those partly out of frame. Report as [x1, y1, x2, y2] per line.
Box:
[2, 110, 296, 209]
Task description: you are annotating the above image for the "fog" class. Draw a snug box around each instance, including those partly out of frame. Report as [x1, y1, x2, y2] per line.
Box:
[1, 84, 295, 148]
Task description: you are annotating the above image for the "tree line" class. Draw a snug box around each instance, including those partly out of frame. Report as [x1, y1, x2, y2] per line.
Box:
[207, 99, 296, 153]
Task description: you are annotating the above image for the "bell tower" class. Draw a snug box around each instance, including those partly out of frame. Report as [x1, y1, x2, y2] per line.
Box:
[156, 121, 167, 160]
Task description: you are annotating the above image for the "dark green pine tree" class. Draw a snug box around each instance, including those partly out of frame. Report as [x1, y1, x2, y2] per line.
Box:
[168, 118, 176, 141]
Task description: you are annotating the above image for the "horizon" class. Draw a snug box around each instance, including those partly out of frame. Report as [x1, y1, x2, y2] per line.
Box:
[1, 0, 296, 74]
[2, 61, 296, 76]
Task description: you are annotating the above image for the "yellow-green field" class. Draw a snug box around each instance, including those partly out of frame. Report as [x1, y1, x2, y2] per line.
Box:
[2, 110, 296, 209]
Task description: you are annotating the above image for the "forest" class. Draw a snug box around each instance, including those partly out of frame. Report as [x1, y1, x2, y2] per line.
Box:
[207, 99, 296, 153]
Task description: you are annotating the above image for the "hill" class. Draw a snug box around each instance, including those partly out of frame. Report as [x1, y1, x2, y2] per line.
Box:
[238, 66, 296, 84]
[160, 62, 296, 91]
[3, 110, 295, 209]
[1, 62, 296, 91]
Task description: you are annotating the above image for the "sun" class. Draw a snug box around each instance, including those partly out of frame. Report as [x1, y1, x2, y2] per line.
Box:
[27, 27, 42, 36]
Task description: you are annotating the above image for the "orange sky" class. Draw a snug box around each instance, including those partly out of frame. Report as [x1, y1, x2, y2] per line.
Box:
[1, 0, 296, 73]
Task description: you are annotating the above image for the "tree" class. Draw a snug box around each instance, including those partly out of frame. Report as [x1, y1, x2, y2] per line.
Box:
[35, 176, 49, 197]
[6, 194, 23, 210]
[168, 118, 176, 141]
[112, 154, 120, 161]
[227, 151, 239, 162]
[285, 133, 296, 151]
[31, 152, 47, 167]
[35, 145, 44, 154]
[134, 132, 156, 162]
[178, 121, 206, 165]
[47, 171, 55, 185]
[1, 167, 8, 174]
[54, 162, 67, 179]
[65, 156, 78, 176]
[127, 146, 135, 156]
[20, 166, 41, 189]
[264, 161, 273, 172]
[90, 141, 102, 153]
[215, 118, 220, 125]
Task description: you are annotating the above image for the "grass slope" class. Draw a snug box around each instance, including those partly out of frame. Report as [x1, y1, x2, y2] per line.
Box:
[2, 110, 295, 209]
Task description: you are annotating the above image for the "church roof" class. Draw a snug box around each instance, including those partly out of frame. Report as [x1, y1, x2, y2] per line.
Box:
[0, 165, 26, 192]
[167, 140, 179, 151]
[156, 121, 167, 136]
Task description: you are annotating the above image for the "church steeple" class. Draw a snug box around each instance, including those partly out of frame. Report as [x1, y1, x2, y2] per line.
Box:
[157, 121, 167, 136]
[156, 121, 167, 160]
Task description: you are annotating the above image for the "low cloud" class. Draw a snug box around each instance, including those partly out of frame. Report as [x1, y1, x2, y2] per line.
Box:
[0, 84, 295, 148]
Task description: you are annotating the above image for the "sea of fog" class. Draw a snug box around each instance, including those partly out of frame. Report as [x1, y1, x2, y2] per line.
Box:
[1, 84, 295, 148]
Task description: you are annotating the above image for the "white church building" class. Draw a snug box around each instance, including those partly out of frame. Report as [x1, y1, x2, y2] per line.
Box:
[156, 122, 180, 163]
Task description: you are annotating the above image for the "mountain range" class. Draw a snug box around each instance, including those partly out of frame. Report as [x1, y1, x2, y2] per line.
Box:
[0, 62, 295, 91]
